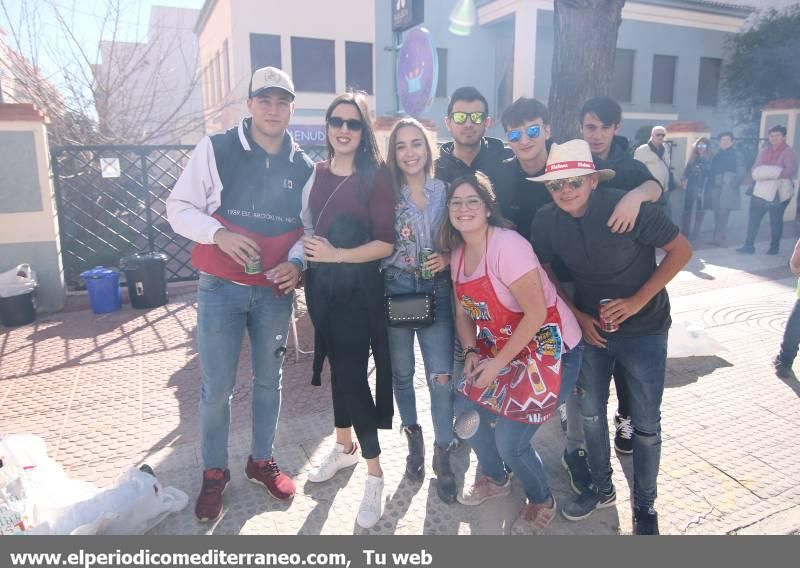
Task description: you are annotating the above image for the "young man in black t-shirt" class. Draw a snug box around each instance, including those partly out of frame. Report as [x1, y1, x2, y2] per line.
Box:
[579, 96, 666, 454]
[531, 140, 692, 535]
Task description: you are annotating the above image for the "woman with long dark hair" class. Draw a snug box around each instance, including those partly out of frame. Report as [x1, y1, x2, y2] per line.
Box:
[440, 172, 583, 532]
[383, 118, 457, 503]
[681, 136, 712, 238]
[302, 92, 395, 529]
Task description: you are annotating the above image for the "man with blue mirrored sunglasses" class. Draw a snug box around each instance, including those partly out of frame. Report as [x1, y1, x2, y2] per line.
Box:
[506, 124, 542, 144]
[494, 97, 553, 242]
[494, 97, 595, 501]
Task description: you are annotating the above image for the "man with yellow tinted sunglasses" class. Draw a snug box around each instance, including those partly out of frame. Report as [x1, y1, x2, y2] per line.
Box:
[435, 86, 512, 190]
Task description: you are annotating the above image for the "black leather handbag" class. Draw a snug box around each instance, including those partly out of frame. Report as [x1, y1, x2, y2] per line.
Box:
[385, 292, 435, 329]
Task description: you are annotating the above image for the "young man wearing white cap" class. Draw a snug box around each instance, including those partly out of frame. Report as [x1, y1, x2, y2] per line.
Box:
[167, 67, 315, 521]
[531, 140, 692, 535]
[634, 125, 673, 194]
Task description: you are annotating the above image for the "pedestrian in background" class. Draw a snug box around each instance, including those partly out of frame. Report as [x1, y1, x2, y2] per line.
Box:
[773, 237, 800, 378]
[681, 136, 712, 239]
[737, 125, 799, 255]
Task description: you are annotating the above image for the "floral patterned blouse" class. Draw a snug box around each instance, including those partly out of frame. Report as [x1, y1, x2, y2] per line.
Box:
[382, 177, 448, 271]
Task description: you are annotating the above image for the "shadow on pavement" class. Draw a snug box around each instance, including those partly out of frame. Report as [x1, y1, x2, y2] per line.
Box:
[665, 356, 733, 388]
[773, 370, 800, 398]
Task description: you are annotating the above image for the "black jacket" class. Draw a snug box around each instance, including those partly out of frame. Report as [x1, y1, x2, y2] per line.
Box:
[595, 135, 669, 208]
[434, 137, 512, 190]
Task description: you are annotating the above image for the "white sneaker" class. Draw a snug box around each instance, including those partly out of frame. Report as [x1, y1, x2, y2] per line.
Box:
[308, 442, 359, 482]
[356, 474, 384, 529]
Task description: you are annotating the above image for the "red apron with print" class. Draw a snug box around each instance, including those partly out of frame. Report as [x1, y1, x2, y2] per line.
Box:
[455, 247, 564, 424]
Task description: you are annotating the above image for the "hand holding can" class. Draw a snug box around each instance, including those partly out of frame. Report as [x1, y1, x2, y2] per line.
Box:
[244, 255, 263, 275]
[598, 298, 619, 333]
[419, 248, 434, 279]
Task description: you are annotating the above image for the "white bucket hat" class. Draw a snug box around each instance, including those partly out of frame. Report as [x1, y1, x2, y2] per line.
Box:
[530, 139, 615, 183]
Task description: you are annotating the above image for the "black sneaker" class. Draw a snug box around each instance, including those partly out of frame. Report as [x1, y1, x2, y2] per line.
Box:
[736, 246, 755, 254]
[633, 506, 659, 535]
[561, 485, 616, 521]
[561, 448, 592, 495]
[772, 356, 792, 379]
[614, 413, 634, 454]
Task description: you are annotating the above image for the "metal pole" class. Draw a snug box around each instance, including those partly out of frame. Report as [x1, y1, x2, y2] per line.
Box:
[394, 30, 402, 114]
[140, 151, 155, 253]
[50, 147, 73, 287]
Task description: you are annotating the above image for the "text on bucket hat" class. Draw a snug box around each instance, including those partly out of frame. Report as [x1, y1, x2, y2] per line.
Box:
[249, 66, 296, 99]
[530, 140, 615, 183]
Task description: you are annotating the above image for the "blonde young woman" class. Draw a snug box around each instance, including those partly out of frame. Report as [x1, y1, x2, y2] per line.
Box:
[383, 118, 457, 503]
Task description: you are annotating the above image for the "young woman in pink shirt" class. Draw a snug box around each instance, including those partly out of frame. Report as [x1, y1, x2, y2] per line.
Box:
[440, 172, 583, 532]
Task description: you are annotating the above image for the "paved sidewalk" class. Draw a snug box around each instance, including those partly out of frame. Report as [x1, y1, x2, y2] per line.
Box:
[2, 237, 799, 535]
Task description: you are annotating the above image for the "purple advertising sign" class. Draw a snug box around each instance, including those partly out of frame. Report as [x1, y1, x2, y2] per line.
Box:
[396, 27, 438, 117]
[288, 125, 327, 146]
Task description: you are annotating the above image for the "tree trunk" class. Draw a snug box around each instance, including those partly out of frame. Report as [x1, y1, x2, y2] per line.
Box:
[548, 0, 626, 142]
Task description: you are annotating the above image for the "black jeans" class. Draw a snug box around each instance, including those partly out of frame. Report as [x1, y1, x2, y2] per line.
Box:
[744, 197, 790, 250]
[778, 298, 800, 366]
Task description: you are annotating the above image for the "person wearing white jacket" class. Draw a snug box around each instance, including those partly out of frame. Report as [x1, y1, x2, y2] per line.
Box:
[634, 126, 672, 195]
[737, 125, 799, 255]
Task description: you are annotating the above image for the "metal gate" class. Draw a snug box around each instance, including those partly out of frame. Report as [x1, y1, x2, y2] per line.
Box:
[51, 145, 198, 290]
[51, 144, 327, 290]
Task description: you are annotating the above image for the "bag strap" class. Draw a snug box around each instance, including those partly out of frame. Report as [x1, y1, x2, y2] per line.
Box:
[315, 172, 352, 229]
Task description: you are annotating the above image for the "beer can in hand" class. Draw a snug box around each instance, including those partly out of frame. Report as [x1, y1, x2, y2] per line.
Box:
[598, 298, 619, 333]
[244, 256, 263, 275]
[419, 248, 434, 279]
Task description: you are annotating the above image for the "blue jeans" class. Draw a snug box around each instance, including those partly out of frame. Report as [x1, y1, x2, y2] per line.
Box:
[469, 402, 550, 503]
[385, 267, 455, 447]
[558, 340, 584, 407]
[465, 340, 583, 503]
[196, 273, 293, 470]
[578, 333, 667, 509]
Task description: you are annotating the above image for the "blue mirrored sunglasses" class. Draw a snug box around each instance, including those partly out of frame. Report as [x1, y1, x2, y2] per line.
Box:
[506, 124, 541, 143]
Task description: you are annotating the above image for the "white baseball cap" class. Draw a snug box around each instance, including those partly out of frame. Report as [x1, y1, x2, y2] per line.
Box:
[249, 66, 295, 99]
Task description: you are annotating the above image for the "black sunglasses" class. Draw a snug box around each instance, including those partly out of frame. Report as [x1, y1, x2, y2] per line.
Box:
[328, 117, 364, 131]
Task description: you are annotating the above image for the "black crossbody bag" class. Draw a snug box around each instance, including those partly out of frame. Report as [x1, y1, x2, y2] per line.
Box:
[385, 289, 435, 329]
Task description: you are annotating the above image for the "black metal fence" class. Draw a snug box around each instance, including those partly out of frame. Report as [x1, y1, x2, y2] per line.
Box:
[51, 144, 328, 290]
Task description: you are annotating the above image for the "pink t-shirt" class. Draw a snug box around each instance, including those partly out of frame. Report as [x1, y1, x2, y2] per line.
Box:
[454, 228, 582, 350]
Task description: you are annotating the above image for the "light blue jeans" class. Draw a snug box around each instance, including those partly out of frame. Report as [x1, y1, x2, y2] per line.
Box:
[385, 267, 455, 448]
[196, 273, 293, 469]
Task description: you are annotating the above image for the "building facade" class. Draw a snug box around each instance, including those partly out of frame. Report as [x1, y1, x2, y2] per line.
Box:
[195, 0, 376, 145]
[376, 0, 754, 143]
[93, 6, 203, 145]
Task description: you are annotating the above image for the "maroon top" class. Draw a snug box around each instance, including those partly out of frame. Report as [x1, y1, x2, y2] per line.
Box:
[309, 162, 395, 243]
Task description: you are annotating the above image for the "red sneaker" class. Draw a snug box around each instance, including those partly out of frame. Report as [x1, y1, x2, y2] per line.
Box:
[195, 468, 230, 522]
[245, 456, 296, 500]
